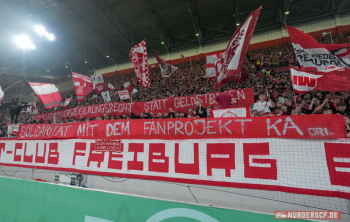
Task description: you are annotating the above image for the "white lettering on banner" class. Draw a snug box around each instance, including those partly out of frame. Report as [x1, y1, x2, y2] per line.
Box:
[235, 119, 252, 135]
[106, 122, 130, 137]
[0, 138, 349, 199]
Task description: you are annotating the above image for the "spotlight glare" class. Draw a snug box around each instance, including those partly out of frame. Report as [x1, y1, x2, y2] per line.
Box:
[196, 33, 199, 36]
[65, 66, 68, 68]
[236, 23, 240, 26]
[35, 26, 46, 35]
[48, 34, 55, 41]
[16, 35, 35, 49]
[85, 61, 87, 63]
[106, 55, 109, 58]
[285, 11, 289, 14]
[47, 70, 50, 72]
[161, 41, 164, 44]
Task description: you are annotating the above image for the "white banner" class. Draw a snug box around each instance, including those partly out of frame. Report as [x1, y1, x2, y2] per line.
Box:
[118, 90, 130, 100]
[211, 107, 249, 118]
[0, 138, 349, 199]
[90, 75, 104, 84]
[101, 91, 111, 103]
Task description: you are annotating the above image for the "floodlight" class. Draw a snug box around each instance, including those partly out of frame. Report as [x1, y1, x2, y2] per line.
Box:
[285, 11, 289, 14]
[236, 23, 240, 26]
[161, 41, 164, 44]
[196, 33, 199, 36]
[85, 61, 87, 63]
[16, 35, 35, 49]
[48, 34, 55, 41]
[106, 55, 109, 58]
[35, 26, 46, 35]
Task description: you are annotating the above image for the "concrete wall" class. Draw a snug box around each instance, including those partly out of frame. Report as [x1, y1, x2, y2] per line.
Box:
[0, 166, 348, 221]
[95, 14, 350, 78]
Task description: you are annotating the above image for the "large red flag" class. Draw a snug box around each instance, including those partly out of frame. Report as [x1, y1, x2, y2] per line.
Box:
[285, 25, 350, 73]
[291, 66, 350, 93]
[214, 6, 261, 88]
[72, 72, 94, 102]
[129, 39, 150, 88]
[28, 82, 62, 109]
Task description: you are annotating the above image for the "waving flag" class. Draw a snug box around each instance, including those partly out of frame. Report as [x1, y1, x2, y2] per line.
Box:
[108, 83, 115, 90]
[29, 82, 62, 109]
[206, 52, 223, 78]
[154, 51, 178, 77]
[91, 75, 106, 94]
[72, 72, 94, 102]
[62, 97, 72, 110]
[286, 25, 350, 73]
[291, 66, 350, 93]
[214, 6, 261, 88]
[129, 39, 150, 88]
[123, 82, 133, 94]
[0, 86, 4, 105]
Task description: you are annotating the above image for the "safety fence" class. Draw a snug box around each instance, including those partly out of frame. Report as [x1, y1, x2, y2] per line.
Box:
[0, 115, 349, 201]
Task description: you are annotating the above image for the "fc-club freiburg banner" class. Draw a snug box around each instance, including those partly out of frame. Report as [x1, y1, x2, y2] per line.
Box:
[36, 89, 254, 120]
[0, 118, 349, 200]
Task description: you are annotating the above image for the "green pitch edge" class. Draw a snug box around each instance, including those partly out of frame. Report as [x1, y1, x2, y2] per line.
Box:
[0, 176, 308, 222]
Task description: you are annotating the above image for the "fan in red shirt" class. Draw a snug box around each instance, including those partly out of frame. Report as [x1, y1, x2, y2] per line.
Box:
[209, 87, 237, 109]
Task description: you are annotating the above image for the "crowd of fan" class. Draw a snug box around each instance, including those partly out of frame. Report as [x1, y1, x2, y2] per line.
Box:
[1, 32, 350, 137]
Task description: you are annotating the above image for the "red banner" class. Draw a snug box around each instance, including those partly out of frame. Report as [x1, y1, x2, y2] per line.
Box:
[36, 89, 254, 120]
[19, 115, 345, 140]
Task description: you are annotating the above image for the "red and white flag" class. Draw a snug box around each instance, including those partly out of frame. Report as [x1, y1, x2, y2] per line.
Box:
[206, 52, 223, 78]
[28, 82, 62, 109]
[91, 75, 106, 94]
[62, 97, 71, 110]
[72, 72, 94, 102]
[0, 85, 4, 104]
[214, 6, 261, 88]
[154, 51, 178, 77]
[235, 67, 250, 83]
[286, 25, 350, 73]
[123, 82, 133, 94]
[108, 83, 115, 90]
[118, 90, 130, 100]
[129, 39, 150, 88]
[291, 66, 350, 93]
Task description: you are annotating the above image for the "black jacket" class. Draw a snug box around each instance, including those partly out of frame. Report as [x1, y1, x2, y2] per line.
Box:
[131, 112, 152, 119]
[195, 106, 207, 118]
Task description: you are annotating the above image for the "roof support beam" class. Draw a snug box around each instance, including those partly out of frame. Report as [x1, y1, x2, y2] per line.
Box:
[236, 0, 240, 26]
[144, 0, 169, 51]
[186, 0, 202, 45]
[281, 0, 292, 26]
[90, 0, 133, 47]
[59, 0, 119, 64]
[336, 0, 348, 14]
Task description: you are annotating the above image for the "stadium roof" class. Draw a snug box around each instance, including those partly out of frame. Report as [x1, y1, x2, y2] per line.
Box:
[0, 0, 349, 76]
